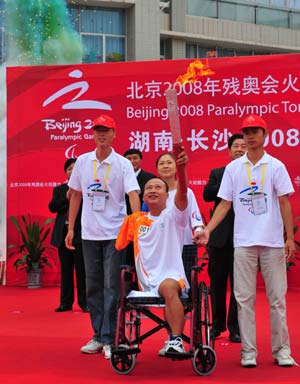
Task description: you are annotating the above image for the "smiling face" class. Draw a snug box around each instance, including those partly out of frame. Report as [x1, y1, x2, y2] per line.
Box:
[93, 126, 116, 148]
[242, 127, 267, 150]
[143, 178, 168, 213]
[229, 138, 247, 160]
[125, 153, 142, 172]
[156, 154, 176, 180]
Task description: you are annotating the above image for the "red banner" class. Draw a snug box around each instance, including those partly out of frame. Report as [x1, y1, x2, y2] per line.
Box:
[7, 54, 300, 286]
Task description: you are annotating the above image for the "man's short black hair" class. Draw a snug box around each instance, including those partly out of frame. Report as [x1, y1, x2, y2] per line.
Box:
[123, 148, 143, 159]
[64, 158, 76, 172]
[228, 133, 244, 149]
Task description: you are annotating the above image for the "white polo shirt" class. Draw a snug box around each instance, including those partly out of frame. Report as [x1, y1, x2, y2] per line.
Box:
[68, 148, 140, 240]
[116, 203, 190, 296]
[218, 152, 294, 247]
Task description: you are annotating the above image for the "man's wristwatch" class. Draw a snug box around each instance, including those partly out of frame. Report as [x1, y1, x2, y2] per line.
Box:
[194, 226, 204, 234]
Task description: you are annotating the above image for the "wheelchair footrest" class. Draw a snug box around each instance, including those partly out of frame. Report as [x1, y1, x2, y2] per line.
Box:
[113, 347, 141, 356]
[163, 351, 193, 360]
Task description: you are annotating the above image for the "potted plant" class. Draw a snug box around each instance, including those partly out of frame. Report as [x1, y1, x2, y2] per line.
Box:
[9, 214, 55, 288]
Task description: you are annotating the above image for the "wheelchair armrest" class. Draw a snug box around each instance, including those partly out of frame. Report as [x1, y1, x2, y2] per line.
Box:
[120, 265, 138, 301]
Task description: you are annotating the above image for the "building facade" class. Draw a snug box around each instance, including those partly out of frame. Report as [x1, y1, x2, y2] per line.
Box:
[2, 0, 300, 64]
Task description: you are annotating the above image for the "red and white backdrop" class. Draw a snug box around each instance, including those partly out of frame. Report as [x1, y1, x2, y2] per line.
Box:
[6, 54, 300, 286]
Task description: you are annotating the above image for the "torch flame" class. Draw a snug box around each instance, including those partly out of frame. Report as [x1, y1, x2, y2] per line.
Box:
[176, 59, 215, 85]
[165, 58, 215, 148]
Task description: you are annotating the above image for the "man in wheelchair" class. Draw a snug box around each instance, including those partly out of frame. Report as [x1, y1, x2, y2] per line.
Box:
[116, 146, 189, 354]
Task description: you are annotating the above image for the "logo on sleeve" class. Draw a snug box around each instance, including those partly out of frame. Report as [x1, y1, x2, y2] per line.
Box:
[191, 210, 202, 221]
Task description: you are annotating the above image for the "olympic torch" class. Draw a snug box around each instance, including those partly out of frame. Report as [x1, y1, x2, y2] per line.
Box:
[165, 88, 187, 193]
[165, 88, 182, 146]
[165, 59, 214, 147]
[165, 60, 214, 193]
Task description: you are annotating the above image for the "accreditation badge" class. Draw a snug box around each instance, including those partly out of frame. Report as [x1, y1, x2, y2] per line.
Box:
[251, 193, 267, 215]
[92, 191, 107, 212]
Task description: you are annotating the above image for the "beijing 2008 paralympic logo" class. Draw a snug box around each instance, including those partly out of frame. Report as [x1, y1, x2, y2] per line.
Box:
[42, 69, 112, 159]
[239, 182, 259, 214]
[42, 69, 111, 112]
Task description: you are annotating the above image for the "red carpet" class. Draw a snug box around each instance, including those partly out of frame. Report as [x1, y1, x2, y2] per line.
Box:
[0, 286, 299, 384]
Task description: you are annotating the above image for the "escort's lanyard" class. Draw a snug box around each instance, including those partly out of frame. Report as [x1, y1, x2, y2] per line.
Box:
[245, 162, 266, 193]
[93, 160, 111, 189]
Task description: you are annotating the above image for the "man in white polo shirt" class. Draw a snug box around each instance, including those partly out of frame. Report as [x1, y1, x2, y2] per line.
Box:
[194, 114, 296, 368]
[65, 114, 140, 359]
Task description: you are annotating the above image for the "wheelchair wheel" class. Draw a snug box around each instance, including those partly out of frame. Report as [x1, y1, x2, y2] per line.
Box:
[199, 282, 214, 349]
[110, 344, 136, 375]
[192, 346, 217, 376]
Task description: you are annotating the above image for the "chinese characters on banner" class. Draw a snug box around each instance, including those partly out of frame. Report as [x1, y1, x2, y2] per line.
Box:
[6, 54, 300, 285]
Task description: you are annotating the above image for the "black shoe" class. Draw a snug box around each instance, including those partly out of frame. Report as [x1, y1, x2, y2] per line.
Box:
[55, 305, 72, 312]
[229, 332, 241, 343]
[213, 327, 226, 338]
[80, 305, 89, 313]
[213, 329, 221, 338]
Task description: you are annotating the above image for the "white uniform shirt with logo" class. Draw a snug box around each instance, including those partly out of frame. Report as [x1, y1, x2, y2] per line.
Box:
[217, 152, 294, 247]
[68, 148, 140, 240]
[137, 204, 190, 295]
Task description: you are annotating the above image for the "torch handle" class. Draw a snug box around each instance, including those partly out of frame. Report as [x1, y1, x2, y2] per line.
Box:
[165, 88, 182, 145]
[165, 89, 187, 194]
[173, 143, 188, 195]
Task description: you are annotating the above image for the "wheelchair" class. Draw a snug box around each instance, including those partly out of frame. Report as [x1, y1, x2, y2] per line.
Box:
[110, 246, 217, 376]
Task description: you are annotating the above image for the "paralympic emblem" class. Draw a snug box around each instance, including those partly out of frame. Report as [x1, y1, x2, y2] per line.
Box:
[191, 210, 202, 222]
[239, 182, 261, 215]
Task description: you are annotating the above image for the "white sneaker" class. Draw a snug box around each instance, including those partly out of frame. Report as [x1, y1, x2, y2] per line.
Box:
[103, 345, 112, 359]
[80, 339, 103, 354]
[158, 340, 168, 356]
[275, 354, 296, 366]
[241, 355, 257, 367]
[165, 337, 185, 354]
